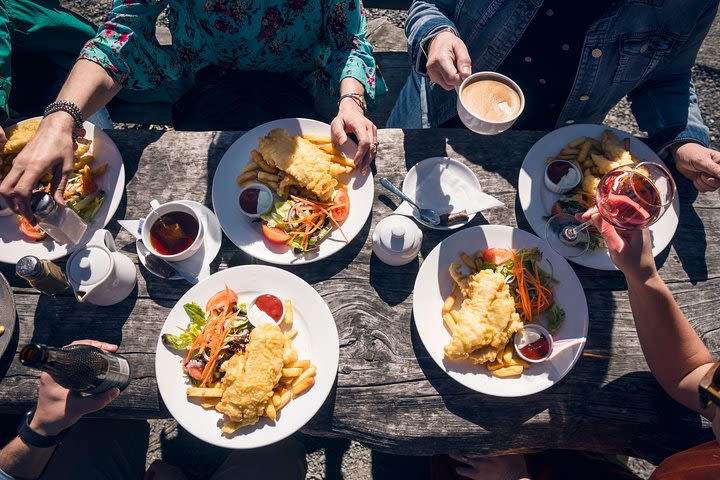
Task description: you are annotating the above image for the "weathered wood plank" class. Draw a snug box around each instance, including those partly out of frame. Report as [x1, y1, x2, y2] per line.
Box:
[0, 128, 717, 462]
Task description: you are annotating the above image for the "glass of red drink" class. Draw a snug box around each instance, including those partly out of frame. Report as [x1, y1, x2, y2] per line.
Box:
[545, 162, 676, 258]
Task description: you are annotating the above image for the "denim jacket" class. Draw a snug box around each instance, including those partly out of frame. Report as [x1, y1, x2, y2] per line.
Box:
[387, 0, 718, 151]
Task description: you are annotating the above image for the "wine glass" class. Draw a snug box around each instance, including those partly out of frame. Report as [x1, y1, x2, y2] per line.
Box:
[545, 162, 676, 258]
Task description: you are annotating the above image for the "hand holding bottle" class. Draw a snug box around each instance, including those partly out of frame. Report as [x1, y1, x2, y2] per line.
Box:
[28, 340, 121, 437]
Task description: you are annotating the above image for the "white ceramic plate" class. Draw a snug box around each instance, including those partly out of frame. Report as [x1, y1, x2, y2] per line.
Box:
[137, 201, 222, 281]
[413, 225, 588, 397]
[155, 265, 339, 448]
[400, 157, 482, 230]
[518, 124, 680, 270]
[0, 117, 125, 263]
[211, 118, 373, 264]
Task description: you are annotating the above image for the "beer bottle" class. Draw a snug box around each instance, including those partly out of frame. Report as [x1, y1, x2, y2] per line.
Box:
[19, 343, 131, 394]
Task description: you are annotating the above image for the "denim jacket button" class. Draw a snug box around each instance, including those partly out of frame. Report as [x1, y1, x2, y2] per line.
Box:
[565, 119, 575, 124]
[591, 48, 603, 58]
[639, 43, 649, 54]
[580, 95, 590, 101]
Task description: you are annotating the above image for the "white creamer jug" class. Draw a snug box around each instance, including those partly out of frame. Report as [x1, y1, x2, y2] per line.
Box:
[66, 229, 137, 306]
[372, 215, 423, 266]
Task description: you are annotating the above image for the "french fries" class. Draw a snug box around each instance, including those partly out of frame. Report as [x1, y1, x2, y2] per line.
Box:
[284, 299, 294, 325]
[186, 387, 224, 398]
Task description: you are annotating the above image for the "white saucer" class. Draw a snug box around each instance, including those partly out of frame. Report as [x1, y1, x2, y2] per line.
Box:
[398, 157, 483, 230]
[137, 201, 223, 281]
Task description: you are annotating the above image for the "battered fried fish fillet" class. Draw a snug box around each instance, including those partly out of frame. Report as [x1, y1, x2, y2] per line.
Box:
[257, 128, 351, 201]
[444, 266, 524, 364]
[216, 324, 285, 432]
[3, 119, 40, 154]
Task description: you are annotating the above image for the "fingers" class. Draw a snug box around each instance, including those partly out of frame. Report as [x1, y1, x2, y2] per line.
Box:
[454, 41, 472, 80]
[695, 153, 720, 179]
[693, 177, 715, 193]
[696, 174, 719, 192]
[331, 119, 348, 146]
[0, 166, 24, 216]
[10, 171, 41, 220]
[353, 123, 372, 171]
[69, 339, 119, 352]
[435, 54, 462, 89]
[51, 158, 74, 206]
[72, 387, 120, 416]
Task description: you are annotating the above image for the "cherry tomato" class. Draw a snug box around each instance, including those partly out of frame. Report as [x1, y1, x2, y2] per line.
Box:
[331, 188, 350, 224]
[262, 223, 291, 244]
[205, 287, 238, 313]
[17, 216, 47, 241]
[186, 364, 204, 382]
[482, 248, 514, 265]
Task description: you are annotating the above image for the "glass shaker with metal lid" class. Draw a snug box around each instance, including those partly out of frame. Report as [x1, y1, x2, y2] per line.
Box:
[31, 192, 87, 245]
[16, 255, 72, 296]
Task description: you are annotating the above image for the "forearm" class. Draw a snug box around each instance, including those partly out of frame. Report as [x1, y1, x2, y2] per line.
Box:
[0, 437, 55, 479]
[55, 60, 121, 120]
[627, 273, 714, 416]
[340, 77, 365, 96]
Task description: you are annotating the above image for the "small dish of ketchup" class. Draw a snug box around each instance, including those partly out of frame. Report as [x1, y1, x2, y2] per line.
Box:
[238, 183, 274, 218]
[513, 324, 553, 363]
[249, 293, 285, 324]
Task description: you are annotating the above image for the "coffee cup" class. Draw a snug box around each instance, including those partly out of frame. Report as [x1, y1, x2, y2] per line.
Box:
[456, 72, 525, 135]
[141, 200, 204, 262]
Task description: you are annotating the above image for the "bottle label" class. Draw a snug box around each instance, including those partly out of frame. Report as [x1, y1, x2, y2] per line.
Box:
[88, 356, 131, 394]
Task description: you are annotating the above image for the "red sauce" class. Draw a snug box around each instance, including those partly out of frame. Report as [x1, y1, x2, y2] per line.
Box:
[239, 188, 260, 214]
[255, 294, 284, 323]
[149, 211, 199, 255]
[519, 335, 550, 360]
[547, 161, 572, 184]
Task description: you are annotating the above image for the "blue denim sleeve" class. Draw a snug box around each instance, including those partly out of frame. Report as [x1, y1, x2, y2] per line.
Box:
[405, 0, 459, 76]
[628, 2, 718, 151]
[0, 466, 16, 480]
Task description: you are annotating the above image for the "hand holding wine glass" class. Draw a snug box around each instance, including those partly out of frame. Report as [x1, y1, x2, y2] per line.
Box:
[545, 162, 676, 258]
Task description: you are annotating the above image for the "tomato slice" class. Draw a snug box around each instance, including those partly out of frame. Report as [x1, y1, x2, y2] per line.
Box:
[331, 188, 350, 224]
[482, 248, 513, 265]
[205, 287, 238, 313]
[186, 364, 204, 382]
[17, 216, 47, 241]
[261, 223, 291, 244]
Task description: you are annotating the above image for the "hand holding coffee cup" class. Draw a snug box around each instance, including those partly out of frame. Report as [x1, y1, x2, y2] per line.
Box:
[426, 30, 472, 90]
[456, 72, 525, 135]
[141, 200, 204, 262]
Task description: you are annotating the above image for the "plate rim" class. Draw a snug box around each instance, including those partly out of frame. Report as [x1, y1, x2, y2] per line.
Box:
[517, 124, 680, 271]
[402, 156, 482, 230]
[210, 118, 373, 265]
[412, 224, 589, 397]
[0, 272, 16, 360]
[154, 264, 339, 448]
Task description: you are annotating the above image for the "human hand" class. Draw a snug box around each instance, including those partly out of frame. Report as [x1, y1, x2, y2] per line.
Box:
[331, 98, 377, 172]
[450, 454, 530, 480]
[580, 208, 657, 282]
[671, 142, 720, 192]
[144, 460, 188, 480]
[0, 113, 75, 220]
[426, 30, 472, 90]
[29, 340, 121, 437]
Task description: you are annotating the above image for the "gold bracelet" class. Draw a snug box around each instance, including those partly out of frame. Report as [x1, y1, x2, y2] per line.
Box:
[337, 93, 367, 112]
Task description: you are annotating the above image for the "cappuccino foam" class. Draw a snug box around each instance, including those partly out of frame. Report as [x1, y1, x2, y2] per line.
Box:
[461, 80, 521, 122]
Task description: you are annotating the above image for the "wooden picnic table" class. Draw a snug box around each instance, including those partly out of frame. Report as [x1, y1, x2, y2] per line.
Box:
[0, 128, 717, 463]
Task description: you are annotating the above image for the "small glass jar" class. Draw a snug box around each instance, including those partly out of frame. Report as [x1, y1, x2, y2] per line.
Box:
[16, 255, 72, 296]
[31, 192, 87, 245]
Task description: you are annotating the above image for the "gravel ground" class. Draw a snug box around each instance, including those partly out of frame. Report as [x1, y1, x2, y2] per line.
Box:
[52, 3, 718, 479]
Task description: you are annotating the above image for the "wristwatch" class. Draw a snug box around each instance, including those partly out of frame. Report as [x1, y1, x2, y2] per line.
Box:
[17, 409, 68, 448]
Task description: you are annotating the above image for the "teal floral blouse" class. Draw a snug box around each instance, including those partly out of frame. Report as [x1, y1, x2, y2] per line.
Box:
[79, 0, 387, 103]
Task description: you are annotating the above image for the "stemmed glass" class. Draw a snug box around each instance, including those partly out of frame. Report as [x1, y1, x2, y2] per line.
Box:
[545, 162, 676, 258]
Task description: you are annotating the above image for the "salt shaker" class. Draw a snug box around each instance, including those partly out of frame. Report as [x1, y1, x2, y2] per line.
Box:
[16, 255, 72, 296]
[372, 215, 423, 266]
[31, 192, 87, 245]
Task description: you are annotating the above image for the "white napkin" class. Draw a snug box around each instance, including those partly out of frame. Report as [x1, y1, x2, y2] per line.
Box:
[395, 161, 503, 217]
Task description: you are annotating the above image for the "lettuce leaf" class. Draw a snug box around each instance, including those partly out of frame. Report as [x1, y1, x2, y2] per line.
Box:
[161, 302, 207, 351]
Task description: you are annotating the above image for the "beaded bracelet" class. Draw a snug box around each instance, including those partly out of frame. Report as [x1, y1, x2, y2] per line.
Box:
[43, 101, 87, 150]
